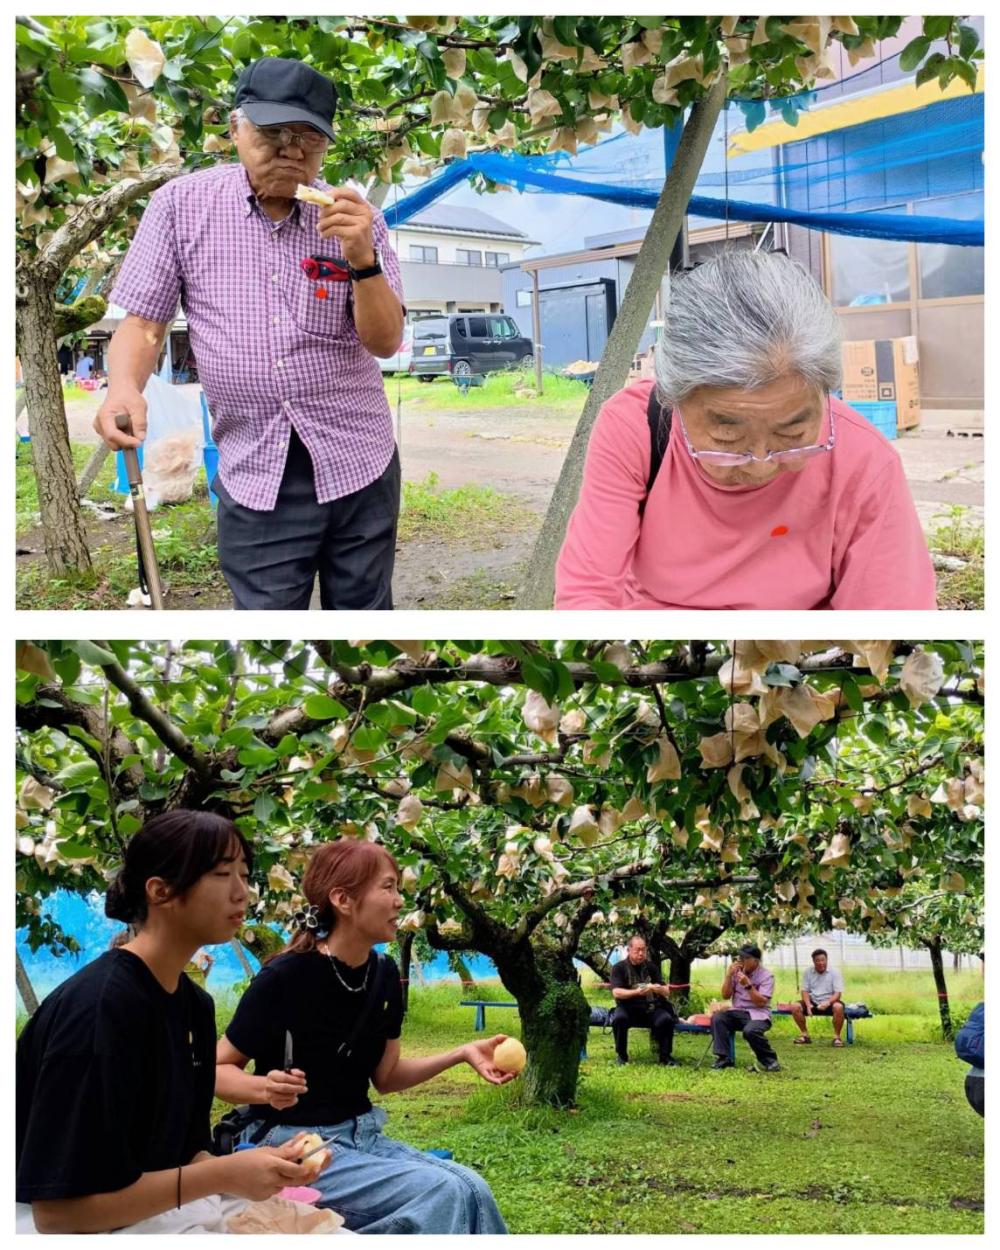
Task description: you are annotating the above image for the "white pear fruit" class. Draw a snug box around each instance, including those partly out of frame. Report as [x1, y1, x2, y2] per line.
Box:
[493, 1037, 527, 1075]
[295, 1132, 328, 1177]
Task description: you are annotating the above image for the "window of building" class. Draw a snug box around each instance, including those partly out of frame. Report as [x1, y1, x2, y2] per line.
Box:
[515, 288, 533, 308]
[409, 245, 438, 263]
[829, 222, 910, 306]
[456, 248, 483, 266]
[485, 251, 510, 267]
[916, 193, 984, 299]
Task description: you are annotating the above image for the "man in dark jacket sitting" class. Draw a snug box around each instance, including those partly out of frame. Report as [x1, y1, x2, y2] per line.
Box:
[609, 935, 679, 1066]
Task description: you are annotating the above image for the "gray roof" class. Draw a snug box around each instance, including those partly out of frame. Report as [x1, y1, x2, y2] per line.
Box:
[398, 203, 532, 241]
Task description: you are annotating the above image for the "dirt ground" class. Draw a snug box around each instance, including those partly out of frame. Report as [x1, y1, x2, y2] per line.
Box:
[30, 387, 985, 610]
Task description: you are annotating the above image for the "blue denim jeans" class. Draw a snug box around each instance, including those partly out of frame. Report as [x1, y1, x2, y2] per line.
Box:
[240, 1107, 507, 1235]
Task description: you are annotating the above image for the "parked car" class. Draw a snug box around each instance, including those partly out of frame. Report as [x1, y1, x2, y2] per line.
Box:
[376, 324, 413, 375]
[408, 314, 534, 380]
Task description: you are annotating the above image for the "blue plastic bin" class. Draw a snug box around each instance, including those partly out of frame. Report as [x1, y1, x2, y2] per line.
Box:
[849, 399, 897, 440]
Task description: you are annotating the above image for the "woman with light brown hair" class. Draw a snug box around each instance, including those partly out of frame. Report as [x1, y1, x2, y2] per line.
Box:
[215, 837, 511, 1234]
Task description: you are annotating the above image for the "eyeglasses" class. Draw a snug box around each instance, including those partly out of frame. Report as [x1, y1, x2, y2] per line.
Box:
[253, 124, 329, 153]
[673, 396, 836, 467]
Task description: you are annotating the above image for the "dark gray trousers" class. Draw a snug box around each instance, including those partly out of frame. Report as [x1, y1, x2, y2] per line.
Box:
[711, 1009, 777, 1065]
[214, 430, 399, 611]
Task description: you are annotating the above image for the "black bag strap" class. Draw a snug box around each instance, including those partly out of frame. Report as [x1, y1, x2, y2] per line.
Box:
[640, 385, 672, 518]
[337, 952, 390, 1059]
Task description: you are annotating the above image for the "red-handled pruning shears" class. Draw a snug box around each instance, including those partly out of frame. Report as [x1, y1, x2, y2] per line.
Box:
[300, 256, 350, 281]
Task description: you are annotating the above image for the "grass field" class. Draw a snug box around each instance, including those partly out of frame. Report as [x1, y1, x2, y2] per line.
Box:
[382, 366, 590, 413]
[175, 966, 983, 1235]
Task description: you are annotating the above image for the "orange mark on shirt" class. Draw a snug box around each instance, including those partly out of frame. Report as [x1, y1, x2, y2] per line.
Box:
[315, 287, 328, 299]
[771, 525, 789, 537]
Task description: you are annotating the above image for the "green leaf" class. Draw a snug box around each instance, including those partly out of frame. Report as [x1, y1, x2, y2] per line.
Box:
[949, 58, 978, 92]
[54, 760, 101, 787]
[253, 793, 277, 823]
[899, 36, 932, 73]
[68, 640, 117, 667]
[921, 16, 952, 42]
[303, 693, 349, 721]
[553, 16, 578, 46]
[47, 67, 78, 102]
[958, 23, 980, 61]
[411, 686, 439, 716]
[238, 745, 278, 768]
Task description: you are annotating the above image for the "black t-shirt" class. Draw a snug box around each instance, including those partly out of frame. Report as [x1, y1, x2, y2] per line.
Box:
[610, 957, 664, 1013]
[16, 949, 215, 1203]
[226, 950, 404, 1127]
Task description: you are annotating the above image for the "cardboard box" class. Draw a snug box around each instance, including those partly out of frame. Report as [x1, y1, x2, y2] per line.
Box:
[841, 336, 920, 430]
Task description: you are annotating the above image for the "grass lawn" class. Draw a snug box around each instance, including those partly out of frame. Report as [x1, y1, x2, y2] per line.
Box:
[193, 968, 982, 1235]
[382, 366, 590, 414]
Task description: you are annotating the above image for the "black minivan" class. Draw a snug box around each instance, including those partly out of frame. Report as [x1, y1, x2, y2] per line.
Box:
[409, 313, 534, 380]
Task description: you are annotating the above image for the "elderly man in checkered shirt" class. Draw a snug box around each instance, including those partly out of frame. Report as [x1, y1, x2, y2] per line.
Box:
[95, 58, 406, 610]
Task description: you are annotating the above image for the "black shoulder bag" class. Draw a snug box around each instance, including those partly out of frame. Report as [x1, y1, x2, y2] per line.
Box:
[639, 385, 673, 518]
[212, 953, 390, 1154]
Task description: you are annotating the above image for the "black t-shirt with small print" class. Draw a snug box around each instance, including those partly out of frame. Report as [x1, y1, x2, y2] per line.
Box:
[16, 948, 215, 1203]
[226, 949, 404, 1128]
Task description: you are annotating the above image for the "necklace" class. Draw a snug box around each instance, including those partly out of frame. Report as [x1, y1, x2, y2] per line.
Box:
[320, 946, 369, 994]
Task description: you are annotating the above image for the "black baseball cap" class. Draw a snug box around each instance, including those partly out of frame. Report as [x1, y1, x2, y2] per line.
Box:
[737, 943, 762, 959]
[234, 57, 337, 141]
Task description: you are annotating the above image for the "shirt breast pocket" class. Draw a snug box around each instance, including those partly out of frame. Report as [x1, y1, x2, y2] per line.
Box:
[285, 267, 350, 340]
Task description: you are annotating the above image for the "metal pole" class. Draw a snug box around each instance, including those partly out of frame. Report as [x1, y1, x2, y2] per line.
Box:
[531, 268, 543, 394]
[114, 413, 165, 609]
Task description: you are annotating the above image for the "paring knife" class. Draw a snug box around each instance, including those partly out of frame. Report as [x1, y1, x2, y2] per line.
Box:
[284, 1029, 294, 1073]
[298, 1135, 336, 1164]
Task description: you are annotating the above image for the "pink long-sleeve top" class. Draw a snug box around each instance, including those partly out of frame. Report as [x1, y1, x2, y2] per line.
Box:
[555, 380, 936, 610]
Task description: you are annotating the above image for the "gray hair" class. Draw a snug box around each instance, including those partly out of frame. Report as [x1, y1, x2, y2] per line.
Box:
[653, 249, 843, 405]
[230, 106, 249, 132]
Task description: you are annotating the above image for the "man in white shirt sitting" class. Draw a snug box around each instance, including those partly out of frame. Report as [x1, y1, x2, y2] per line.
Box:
[790, 949, 846, 1047]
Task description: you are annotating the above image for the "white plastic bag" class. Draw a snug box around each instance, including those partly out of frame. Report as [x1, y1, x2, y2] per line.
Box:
[127, 376, 203, 510]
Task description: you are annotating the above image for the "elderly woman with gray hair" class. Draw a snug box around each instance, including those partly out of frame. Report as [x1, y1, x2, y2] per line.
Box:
[555, 250, 935, 609]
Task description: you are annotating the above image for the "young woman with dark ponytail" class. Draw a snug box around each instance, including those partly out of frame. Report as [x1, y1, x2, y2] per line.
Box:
[16, 810, 321, 1233]
[216, 838, 511, 1234]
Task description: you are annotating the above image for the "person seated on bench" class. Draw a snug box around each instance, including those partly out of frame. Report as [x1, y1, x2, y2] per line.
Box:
[954, 1000, 984, 1118]
[711, 943, 780, 1072]
[790, 948, 846, 1046]
[16, 811, 317, 1234]
[609, 935, 679, 1066]
[215, 838, 511, 1234]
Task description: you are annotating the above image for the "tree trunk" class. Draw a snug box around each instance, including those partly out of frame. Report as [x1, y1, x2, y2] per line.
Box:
[16, 949, 40, 1017]
[494, 939, 589, 1107]
[516, 74, 728, 608]
[667, 950, 694, 1014]
[77, 442, 112, 498]
[398, 930, 414, 1014]
[16, 271, 92, 573]
[449, 951, 478, 995]
[230, 936, 254, 980]
[926, 938, 953, 1040]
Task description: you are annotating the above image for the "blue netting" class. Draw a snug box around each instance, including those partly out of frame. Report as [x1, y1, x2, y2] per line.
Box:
[384, 87, 983, 247]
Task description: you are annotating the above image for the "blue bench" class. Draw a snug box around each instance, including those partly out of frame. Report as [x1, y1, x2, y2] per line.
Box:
[774, 1004, 863, 1044]
[461, 1000, 518, 1031]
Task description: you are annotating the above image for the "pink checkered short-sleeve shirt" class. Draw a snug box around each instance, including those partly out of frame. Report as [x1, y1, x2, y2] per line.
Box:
[111, 162, 404, 510]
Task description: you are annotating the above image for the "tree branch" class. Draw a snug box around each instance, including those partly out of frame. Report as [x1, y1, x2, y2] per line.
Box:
[34, 164, 183, 284]
[97, 648, 212, 780]
[561, 898, 599, 956]
[425, 923, 475, 953]
[16, 685, 143, 796]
